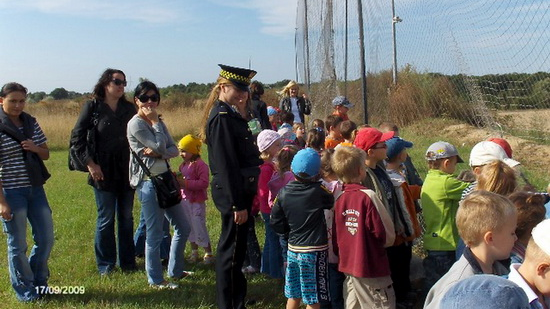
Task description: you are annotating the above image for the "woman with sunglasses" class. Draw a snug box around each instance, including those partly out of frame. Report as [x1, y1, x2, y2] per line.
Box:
[201, 65, 263, 309]
[69, 69, 137, 275]
[127, 81, 190, 289]
[0, 82, 53, 301]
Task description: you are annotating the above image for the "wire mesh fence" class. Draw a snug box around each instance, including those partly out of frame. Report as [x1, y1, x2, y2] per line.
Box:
[295, 0, 550, 143]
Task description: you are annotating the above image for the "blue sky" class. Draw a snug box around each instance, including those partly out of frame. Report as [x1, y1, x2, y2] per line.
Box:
[0, 0, 297, 93]
[1, 0, 547, 94]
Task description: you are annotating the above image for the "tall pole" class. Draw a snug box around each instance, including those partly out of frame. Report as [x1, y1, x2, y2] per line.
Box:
[344, 0, 348, 96]
[357, 0, 368, 124]
[294, 27, 299, 82]
[304, 0, 311, 90]
[391, 0, 402, 85]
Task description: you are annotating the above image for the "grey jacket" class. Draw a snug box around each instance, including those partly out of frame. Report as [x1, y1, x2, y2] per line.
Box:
[127, 115, 178, 188]
[424, 249, 509, 309]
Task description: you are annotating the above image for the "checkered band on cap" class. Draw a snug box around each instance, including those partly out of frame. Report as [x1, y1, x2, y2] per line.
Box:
[219, 70, 252, 84]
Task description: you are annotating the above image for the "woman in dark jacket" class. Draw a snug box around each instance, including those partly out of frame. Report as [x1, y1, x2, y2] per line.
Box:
[250, 81, 270, 130]
[69, 68, 137, 275]
[201, 64, 263, 309]
[0, 82, 53, 302]
[278, 80, 311, 124]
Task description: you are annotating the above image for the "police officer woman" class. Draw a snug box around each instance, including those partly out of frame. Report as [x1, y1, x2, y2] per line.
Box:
[201, 64, 262, 309]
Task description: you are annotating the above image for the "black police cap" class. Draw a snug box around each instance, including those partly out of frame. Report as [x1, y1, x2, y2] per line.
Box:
[218, 64, 257, 92]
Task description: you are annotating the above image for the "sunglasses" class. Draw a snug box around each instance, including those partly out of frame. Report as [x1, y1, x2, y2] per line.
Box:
[371, 143, 387, 149]
[138, 94, 159, 103]
[111, 79, 127, 87]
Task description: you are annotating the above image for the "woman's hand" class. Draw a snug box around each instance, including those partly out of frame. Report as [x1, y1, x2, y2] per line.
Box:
[140, 106, 159, 124]
[21, 140, 50, 160]
[233, 209, 248, 225]
[87, 161, 104, 181]
[143, 147, 161, 158]
[0, 201, 12, 221]
[302, 93, 308, 100]
[21, 139, 40, 153]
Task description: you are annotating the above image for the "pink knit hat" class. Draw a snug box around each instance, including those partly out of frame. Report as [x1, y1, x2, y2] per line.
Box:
[257, 130, 281, 152]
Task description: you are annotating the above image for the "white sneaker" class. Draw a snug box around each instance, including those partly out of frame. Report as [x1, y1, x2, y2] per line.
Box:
[203, 254, 215, 265]
[241, 266, 258, 274]
[150, 281, 178, 289]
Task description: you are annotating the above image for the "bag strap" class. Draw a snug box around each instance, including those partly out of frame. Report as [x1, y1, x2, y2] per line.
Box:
[130, 148, 172, 177]
[130, 149, 153, 177]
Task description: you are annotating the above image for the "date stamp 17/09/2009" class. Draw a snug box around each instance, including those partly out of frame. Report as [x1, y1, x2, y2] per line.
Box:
[35, 286, 86, 295]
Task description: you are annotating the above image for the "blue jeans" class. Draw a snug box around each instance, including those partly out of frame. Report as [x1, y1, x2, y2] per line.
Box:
[260, 213, 284, 278]
[93, 187, 136, 273]
[2, 186, 54, 302]
[423, 250, 456, 295]
[134, 212, 171, 260]
[137, 180, 190, 284]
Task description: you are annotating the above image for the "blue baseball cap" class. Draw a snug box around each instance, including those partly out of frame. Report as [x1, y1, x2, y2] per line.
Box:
[267, 106, 278, 116]
[291, 148, 321, 179]
[386, 137, 413, 160]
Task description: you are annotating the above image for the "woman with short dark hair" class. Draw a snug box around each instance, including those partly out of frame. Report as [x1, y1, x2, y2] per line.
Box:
[0, 82, 53, 301]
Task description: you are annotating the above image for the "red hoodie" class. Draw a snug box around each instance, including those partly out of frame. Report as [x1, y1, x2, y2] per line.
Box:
[333, 183, 391, 278]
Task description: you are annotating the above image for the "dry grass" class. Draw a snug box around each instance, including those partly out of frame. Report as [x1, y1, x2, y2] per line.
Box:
[25, 100, 204, 150]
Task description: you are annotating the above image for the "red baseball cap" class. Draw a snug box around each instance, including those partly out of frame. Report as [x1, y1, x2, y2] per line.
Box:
[487, 138, 513, 158]
[353, 128, 395, 151]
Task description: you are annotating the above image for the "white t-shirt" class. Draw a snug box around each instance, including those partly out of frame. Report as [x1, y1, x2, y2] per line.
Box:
[290, 97, 301, 123]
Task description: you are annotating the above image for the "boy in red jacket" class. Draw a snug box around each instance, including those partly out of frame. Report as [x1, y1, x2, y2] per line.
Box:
[331, 146, 396, 309]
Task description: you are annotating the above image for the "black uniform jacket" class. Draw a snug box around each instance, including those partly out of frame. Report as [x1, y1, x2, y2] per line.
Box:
[206, 100, 262, 214]
[270, 181, 334, 249]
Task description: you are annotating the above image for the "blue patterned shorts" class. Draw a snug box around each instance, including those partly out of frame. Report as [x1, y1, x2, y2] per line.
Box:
[285, 250, 330, 305]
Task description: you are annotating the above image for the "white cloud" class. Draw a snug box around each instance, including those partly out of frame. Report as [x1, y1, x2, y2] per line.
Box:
[210, 0, 298, 37]
[0, 0, 180, 24]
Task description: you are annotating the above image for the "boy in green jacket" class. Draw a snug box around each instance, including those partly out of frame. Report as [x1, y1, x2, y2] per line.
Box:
[420, 141, 469, 294]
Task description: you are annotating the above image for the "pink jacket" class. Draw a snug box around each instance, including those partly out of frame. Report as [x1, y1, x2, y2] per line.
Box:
[267, 171, 295, 209]
[179, 158, 209, 203]
[258, 161, 276, 214]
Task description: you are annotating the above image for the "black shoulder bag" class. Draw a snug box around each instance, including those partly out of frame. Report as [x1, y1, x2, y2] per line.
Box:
[68, 100, 100, 172]
[0, 116, 51, 185]
[130, 149, 181, 209]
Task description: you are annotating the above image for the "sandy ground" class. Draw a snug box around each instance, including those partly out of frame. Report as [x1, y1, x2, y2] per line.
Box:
[498, 109, 550, 133]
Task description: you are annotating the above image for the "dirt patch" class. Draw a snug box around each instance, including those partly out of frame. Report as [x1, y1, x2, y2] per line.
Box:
[498, 109, 550, 133]
[439, 123, 550, 182]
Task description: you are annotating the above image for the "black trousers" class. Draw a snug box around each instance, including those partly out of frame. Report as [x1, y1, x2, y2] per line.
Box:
[216, 211, 250, 309]
[386, 242, 412, 302]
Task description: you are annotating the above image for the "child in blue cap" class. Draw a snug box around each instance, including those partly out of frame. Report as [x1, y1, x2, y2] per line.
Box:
[271, 148, 335, 309]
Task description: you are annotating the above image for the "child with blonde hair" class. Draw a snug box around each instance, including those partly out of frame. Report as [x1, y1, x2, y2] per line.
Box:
[424, 190, 516, 309]
[508, 219, 550, 308]
[332, 146, 396, 309]
[476, 160, 517, 195]
[177, 134, 213, 264]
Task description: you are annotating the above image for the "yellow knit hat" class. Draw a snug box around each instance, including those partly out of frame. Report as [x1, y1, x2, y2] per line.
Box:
[178, 134, 202, 155]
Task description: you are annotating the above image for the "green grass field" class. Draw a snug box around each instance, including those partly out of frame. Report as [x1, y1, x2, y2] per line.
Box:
[0, 118, 547, 308]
